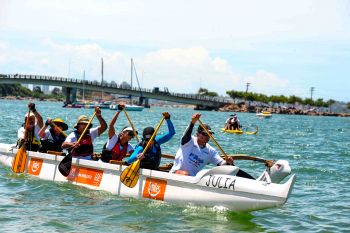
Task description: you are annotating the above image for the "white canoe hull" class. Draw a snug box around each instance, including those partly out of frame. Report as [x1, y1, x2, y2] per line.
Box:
[0, 143, 295, 212]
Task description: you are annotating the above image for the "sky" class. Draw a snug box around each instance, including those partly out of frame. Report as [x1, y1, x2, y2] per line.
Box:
[0, 0, 349, 102]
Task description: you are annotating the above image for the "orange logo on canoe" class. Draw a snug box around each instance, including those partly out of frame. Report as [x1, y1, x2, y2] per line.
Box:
[142, 178, 167, 201]
[67, 166, 104, 187]
[28, 158, 43, 176]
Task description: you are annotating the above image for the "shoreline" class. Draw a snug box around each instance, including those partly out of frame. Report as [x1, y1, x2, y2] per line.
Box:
[219, 103, 350, 117]
[1, 96, 349, 117]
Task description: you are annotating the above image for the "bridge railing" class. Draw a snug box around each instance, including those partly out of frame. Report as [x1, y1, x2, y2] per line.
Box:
[2, 74, 232, 104]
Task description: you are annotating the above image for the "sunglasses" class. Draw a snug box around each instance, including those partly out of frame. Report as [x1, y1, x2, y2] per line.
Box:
[200, 132, 210, 137]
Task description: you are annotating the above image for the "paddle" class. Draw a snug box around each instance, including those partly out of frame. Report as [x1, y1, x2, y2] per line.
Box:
[120, 116, 165, 188]
[198, 119, 230, 160]
[123, 109, 139, 142]
[226, 154, 275, 167]
[51, 122, 67, 138]
[58, 112, 96, 177]
[12, 110, 30, 173]
[160, 153, 274, 167]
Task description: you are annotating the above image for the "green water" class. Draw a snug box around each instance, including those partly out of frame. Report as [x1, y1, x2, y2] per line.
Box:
[0, 100, 349, 232]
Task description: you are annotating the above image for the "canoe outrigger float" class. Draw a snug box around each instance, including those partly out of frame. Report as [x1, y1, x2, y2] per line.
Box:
[221, 127, 259, 135]
[256, 111, 272, 118]
[0, 143, 296, 212]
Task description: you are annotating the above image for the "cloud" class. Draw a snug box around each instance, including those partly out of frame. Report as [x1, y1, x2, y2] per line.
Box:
[244, 70, 304, 97]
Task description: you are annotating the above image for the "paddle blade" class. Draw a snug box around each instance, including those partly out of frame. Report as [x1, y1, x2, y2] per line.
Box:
[120, 160, 140, 188]
[58, 153, 72, 177]
[12, 146, 28, 173]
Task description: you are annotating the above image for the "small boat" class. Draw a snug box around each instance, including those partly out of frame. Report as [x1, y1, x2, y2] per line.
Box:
[62, 103, 82, 108]
[221, 127, 258, 135]
[110, 104, 144, 111]
[256, 111, 272, 118]
[0, 143, 295, 212]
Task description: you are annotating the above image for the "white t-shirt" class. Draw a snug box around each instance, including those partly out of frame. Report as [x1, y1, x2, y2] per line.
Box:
[170, 136, 224, 176]
[64, 127, 99, 143]
[17, 124, 41, 141]
[231, 118, 239, 124]
[106, 134, 134, 153]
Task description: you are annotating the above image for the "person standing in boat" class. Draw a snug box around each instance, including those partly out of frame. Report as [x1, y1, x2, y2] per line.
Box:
[170, 113, 234, 176]
[231, 114, 241, 130]
[127, 112, 175, 170]
[101, 104, 137, 163]
[17, 102, 44, 152]
[38, 118, 68, 153]
[62, 107, 107, 160]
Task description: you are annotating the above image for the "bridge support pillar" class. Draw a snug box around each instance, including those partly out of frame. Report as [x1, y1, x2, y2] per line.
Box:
[63, 87, 78, 104]
[139, 97, 150, 108]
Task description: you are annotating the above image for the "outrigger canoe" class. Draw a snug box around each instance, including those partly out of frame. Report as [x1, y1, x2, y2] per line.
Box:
[0, 143, 295, 212]
[256, 111, 272, 118]
[221, 128, 258, 135]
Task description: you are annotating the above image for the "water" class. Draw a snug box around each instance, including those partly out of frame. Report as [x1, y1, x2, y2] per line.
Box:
[0, 100, 349, 232]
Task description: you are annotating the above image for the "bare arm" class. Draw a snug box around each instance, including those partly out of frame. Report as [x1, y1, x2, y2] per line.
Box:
[28, 102, 43, 128]
[108, 111, 120, 138]
[95, 107, 107, 136]
[38, 118, 52, 138]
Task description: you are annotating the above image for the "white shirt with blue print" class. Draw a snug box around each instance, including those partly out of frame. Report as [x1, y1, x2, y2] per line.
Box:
[170, 136, 224, 176]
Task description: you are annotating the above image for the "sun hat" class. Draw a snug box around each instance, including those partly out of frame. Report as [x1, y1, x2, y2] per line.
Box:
[74, 115, 93, 129]
[53, 118, 68, 131]
[121, 126, 138, 137]
[197, 123, 214, 135]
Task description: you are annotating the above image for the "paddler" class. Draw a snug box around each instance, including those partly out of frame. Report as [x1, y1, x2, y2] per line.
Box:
[231, 114, 241, 130]
[17, 102, 44, 151]
[61, 107, 107, 160]
[127, 112, 175, 170]
[38, 118, 68, 153]
[224, 114, 234, 130]
[170, 113, 254, 178]
[100, 104, 137, 163]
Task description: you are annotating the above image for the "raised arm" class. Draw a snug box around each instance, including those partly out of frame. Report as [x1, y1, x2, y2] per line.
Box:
[95, 107, 107, 136]
[181, 113, 201, 145]
[108, 104, 125, 138]
[156, 112, 176, 144]
[29, 102, 43, 128]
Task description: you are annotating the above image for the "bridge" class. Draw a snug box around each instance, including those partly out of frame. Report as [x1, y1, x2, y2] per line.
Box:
[0, 74, 233, 110]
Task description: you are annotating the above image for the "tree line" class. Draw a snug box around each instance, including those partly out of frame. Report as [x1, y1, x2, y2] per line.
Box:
[197, 88, 345, 108]
[0, 84, 64, 100]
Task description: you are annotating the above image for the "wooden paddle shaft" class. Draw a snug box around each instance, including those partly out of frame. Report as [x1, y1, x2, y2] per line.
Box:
[23, 109, 31, 141]
[76, 112, 96, 144]
[161, 153, 274, 167]
[123, 109, 140, 142]
[198, 119, 228, 160]
[142, 117, 165, 154]
[51, 122, 67, 137]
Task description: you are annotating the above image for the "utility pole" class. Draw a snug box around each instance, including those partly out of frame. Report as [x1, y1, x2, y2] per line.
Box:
[83, 70, 85, 102]
[310, 87, 315, 100]
[101, 58, 104, 102]
[245, 82, 251, 93]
